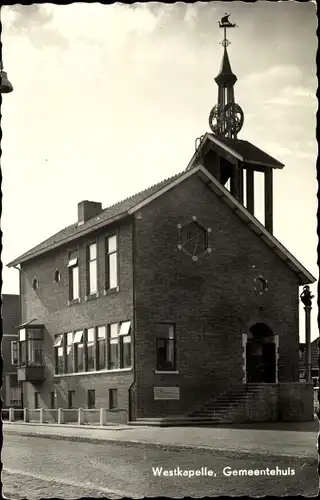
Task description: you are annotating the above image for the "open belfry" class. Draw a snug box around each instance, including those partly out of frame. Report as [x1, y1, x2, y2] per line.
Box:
[8, 14, 315, 425]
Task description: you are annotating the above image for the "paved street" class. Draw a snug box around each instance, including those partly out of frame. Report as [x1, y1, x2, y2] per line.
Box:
[2, 434, 318, 498]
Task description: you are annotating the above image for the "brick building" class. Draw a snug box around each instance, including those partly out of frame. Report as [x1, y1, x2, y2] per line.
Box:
[7, 16, 316, 423]
[1, 294, 22, 408]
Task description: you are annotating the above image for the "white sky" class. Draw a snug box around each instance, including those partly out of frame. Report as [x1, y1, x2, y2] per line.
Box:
[1, 2, 318, 341]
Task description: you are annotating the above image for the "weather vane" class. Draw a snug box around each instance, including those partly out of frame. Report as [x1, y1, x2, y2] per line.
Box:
[218, 13, 237, 48]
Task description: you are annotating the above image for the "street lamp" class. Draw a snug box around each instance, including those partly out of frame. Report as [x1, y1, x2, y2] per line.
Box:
[300, 285, 314, 383]
[0, 58, 13, 93]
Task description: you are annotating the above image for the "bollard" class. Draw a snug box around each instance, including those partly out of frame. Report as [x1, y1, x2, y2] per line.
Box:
[39, 408, 43, 424]
[100, 408, 107, 426]
[9, 408, 14, 422]
[58, 408, 64, 425]
[24, 408, 29, 422]
[78, 408, 84, 426]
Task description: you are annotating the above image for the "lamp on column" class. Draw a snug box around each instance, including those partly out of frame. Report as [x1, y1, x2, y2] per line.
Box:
[300, 285, 314, 383]
[0, 57, 13, 94]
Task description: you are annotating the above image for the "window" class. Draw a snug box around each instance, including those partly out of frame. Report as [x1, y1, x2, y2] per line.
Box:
[68, 390, 75, 409]
[32, 278, 39, 291]
[73, 330, 84, 372]
[34, 392, 40, 409]
[109, 388, 118, 409]
[87, 389, 95, 409]
[86, 328, 95, 371]
[87, 243, 97, 295]
[20, 329, 43, 367]
[54, 334, 64, 374]
[11, 341, 18, 365]
[66, 332, 74, 373]
[119, 321, 131, 369]
[109, 323, 119, 369]
[54, 270, 61, 283]
[97, 326, 106, 370]
[156, 324, 176, 371]
[68, 251, 79, 300]
[50, 391, 56, 409]
[106, 235, 118, 290]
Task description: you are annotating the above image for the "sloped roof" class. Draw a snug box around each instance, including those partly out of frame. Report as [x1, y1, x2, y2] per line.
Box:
[8, 172, 184, 267]
[7, 164, 316, 286]
[187, 133, 284, 170]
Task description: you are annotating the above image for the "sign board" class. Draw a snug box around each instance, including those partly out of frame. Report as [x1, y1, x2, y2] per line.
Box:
[154, 386, 180, 400]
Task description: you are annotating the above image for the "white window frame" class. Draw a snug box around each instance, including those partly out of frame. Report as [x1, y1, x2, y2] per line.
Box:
[107, 235, 118, 290]
[88, 243, 98, 295]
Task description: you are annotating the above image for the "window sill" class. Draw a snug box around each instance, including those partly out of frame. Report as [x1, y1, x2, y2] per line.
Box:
[68, 298, 81, 306]
[54, 367, 132, 378]
[85, 292, 100, 301]
[155, 370, 179, 374]
[104, 286, 119, 296]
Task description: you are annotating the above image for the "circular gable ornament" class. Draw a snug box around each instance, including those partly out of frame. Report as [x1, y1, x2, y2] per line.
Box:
[253, 275, 268, 296]
[177, 217, 212, 261]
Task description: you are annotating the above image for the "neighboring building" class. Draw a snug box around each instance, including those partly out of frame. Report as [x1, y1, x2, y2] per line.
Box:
[7, 16, 316, 423]
[299, 339, 318, 386]
[1, 294, 22, 408]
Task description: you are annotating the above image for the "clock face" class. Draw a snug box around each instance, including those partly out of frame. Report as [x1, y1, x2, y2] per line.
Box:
[179, 221, 208, 258]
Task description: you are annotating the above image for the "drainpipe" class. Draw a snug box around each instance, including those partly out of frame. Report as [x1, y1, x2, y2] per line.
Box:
[128, 216, 137, 422]
[13, 264, 23, 408]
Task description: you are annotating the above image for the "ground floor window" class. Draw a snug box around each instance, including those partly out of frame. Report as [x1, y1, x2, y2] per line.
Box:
[109, 388, 118, 409]
[68, 390, 75, 409]
[156, 323, 176, 371]
[50, 391, 56, 409]
[34, 392, 40, 409]
[87, 328, 95, 371]
[87, 389, 95, 409]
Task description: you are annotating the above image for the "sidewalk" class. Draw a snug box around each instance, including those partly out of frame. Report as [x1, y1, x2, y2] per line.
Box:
[4, 419, 318, 462]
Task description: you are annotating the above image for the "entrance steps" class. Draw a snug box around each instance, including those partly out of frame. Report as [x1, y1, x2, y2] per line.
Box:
[128, 415, 232, 427]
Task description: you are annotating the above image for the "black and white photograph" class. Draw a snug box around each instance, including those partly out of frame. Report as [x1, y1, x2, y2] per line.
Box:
[1, 1, 318, 498]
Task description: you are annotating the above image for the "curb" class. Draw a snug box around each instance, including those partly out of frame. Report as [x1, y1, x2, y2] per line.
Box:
[4, 429, 317, 466]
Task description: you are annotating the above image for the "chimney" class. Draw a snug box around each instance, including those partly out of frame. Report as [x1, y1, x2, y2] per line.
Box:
[78, 201, 102, 226]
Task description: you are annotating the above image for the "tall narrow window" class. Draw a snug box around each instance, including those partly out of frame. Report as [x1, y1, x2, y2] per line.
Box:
[87, 389, 95, 409]
[97, 326, 106, 370]
[28, 329, 44, 366]
[109, 388, 118, 409]
[119, 321, 131, 369]
[34, 392, 40, 409]
[11, 341, 18, 365]
[54, 334, 64, 374]
[66, 332, 74, 373]
[106, 235, 118, 290]
[87, 243, 97, 295]
[68, 251, 79, 300]
[73, 330, 84, 372]
[50, 391, 56, 409]
[86, 328, 95, 371]
[109, 323, 119, 369]
[156, 324, 176, 371]
[68, 390, 75, 409]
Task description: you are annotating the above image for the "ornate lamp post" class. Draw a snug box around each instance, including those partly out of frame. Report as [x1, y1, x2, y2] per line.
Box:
[0, 57, 13, 94]
[300, 285, 314, 383]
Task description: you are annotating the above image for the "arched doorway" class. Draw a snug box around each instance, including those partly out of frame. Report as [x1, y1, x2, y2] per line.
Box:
[246, 323, 276, 383]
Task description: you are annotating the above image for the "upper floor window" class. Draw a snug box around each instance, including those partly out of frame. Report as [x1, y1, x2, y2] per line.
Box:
[66, 332, 74, 373]
[54, 270, 61, 283]
[106, 235, 118, 290]
[11, 341, 18, 365]
[109, 323, 119, 369]
[156, 323, 176, 371]
[86, 328, 95, 371]
[19, 327, 44, 367]
[87, 243, 97, 295]
[68, 251, 79, 300]
[32, 278, 39, 291]
[54, 334, 64, 375]
[73, 330, 84, 373]
[119, 321, 132, 369]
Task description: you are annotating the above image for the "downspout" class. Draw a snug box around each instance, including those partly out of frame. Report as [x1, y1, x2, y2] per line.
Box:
[13, 264, 23, 409]
[128, 215, 137, 422]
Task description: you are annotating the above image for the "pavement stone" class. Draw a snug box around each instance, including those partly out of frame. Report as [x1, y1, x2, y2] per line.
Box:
[3, 420, 319, 463]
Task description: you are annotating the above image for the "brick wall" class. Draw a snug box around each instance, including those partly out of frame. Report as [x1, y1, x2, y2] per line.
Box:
[20, 220, 134, 414]
[2, 295, 20, 407]
[133, 173, 301, 418]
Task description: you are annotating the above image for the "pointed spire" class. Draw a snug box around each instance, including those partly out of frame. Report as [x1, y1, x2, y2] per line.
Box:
[214, 47, 237, 87]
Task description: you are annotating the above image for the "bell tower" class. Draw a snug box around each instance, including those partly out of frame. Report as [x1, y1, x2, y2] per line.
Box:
[189, 14, 285, 236]
[209, 14, 244, 139]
